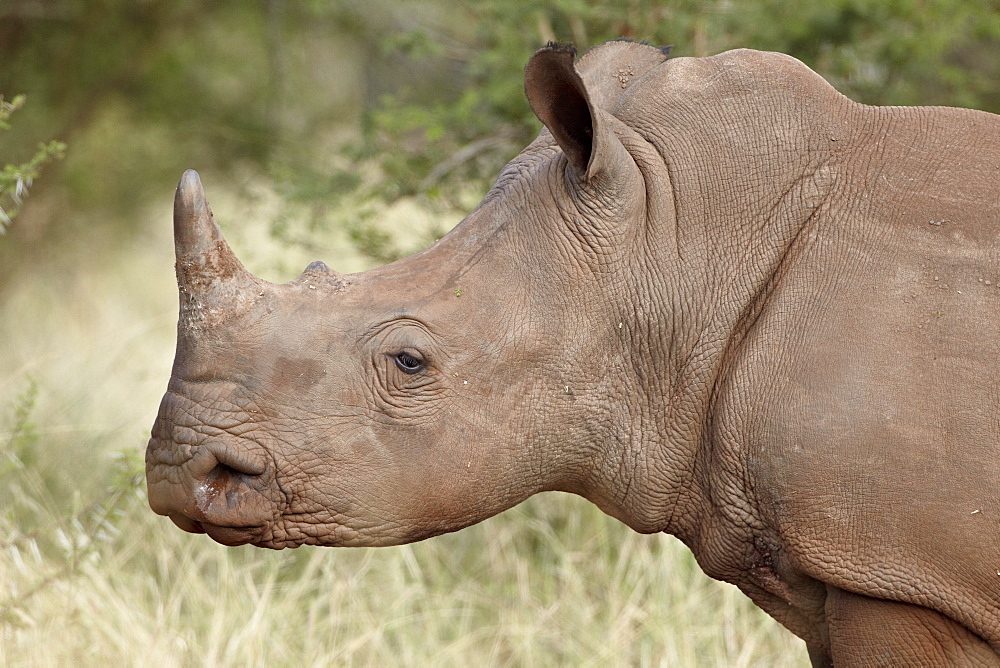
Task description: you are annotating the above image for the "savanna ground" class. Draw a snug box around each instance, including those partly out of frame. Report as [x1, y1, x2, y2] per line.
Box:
[0, 188, 807, 665]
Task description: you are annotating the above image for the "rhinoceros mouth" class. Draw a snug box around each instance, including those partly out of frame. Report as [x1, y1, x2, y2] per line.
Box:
[169, 516, 268, 547]
[159, 489, 274, 546]
[147, 439, 280, 546]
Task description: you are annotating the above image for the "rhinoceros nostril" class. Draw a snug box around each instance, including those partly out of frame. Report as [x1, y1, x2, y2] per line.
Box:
[205, 441, 266, 477]
[195, 463, 238, 511]
[194, 462, 269, 529]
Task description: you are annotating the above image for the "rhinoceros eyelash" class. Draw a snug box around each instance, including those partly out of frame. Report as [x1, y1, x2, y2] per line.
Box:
[391, 351, 425, 375]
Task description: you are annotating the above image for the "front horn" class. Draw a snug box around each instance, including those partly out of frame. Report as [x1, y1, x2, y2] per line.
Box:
[173, 170, 259, 333]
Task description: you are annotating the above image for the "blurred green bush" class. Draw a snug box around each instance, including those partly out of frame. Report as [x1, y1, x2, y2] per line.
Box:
[0, 94, 65, 231]
[1, 0, 997, 276]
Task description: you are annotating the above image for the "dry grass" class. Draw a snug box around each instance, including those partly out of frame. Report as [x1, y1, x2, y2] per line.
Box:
[0, 192, 808, 666]
[1, 496, 808, 667]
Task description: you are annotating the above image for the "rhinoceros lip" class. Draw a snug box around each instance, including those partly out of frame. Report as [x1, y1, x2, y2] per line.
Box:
[168, 513, 265, 547]
[199, 521, 265, 546]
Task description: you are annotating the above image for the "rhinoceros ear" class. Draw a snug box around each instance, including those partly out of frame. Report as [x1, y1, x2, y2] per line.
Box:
[524, 43, 609, 181]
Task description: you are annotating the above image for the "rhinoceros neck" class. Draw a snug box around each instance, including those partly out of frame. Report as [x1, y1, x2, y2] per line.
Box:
[586, 71, 861, 542]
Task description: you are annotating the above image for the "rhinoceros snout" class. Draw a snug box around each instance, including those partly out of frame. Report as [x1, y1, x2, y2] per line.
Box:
[146, 435, 276, 547]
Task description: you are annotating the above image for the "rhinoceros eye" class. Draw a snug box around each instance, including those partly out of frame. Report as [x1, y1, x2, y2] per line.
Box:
[393, 351, 424, 374]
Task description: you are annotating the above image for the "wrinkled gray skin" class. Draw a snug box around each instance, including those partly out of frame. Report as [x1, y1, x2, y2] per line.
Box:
[146, 41, 1000, 665]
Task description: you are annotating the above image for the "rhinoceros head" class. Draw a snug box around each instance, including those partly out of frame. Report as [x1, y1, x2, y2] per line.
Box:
[145, 41, 681, 548]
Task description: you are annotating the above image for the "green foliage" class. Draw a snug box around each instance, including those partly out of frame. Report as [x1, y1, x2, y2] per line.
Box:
[2, 0, 998, 267]
[0, 95, 65, 231]
[739, 0, 1000, 110]
[0, 1, 358, 283]
[267, 0, 1000, 263]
